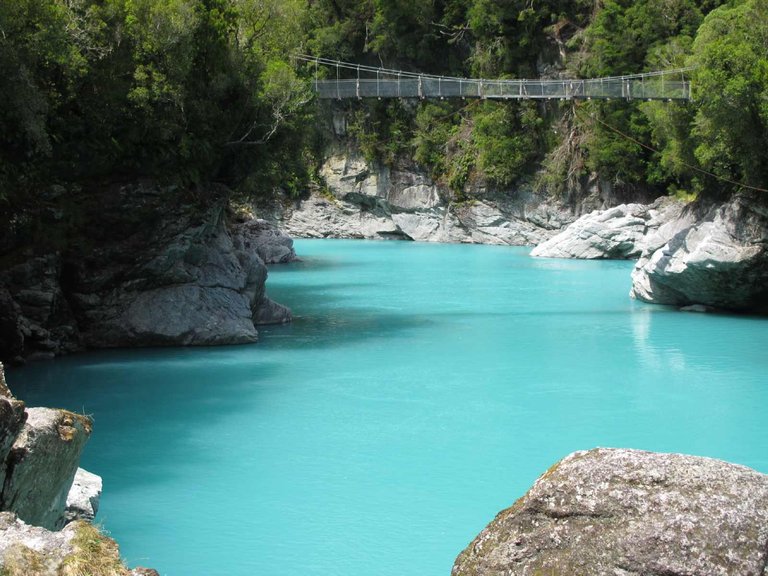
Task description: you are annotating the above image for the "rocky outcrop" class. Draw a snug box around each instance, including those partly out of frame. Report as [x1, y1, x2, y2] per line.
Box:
[0, 366, 154, 574]
[0, 184, 293, 362]
[631, 192, 768, 312]
[452, 448, 768, 576]
[279, 152, 578, 245]
[0, 408, 92, 530]
[64, 468, 102, 524]
[531, 197, 684, 259]
[0, 513, 152, 576]
[233, 218, 298, 264]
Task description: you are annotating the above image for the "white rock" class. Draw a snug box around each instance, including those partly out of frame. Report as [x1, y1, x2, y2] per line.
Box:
[64, 468, 102, 523]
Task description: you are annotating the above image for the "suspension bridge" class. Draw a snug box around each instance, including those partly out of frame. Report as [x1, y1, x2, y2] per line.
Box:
[297, 55, 693, 102]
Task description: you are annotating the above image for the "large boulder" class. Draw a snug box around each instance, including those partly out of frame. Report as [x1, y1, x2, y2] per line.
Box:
[631, 193, 768, 311]
[0, 408, 92, 530]
[531, 197, 684, 259]
[453, 448, 768, 576]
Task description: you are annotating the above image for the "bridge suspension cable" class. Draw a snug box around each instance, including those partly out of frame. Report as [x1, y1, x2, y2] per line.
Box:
[294, 55, 694, 102]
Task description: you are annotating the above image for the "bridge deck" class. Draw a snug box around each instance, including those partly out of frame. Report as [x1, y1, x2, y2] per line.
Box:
[315, 76, 690, 101]
[299, 56, 692, 102]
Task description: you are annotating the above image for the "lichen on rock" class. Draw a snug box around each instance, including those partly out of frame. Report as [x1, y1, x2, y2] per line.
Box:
[452, 448, 768, 576]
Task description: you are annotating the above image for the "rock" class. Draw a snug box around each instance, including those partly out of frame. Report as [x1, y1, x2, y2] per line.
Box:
[255, 296, 292, 325]
[680, 304, 716, 313]
[64, 468, 102, 523]
[0, 513, 140, 576]
[0, 183, 295, 360]
[531, 197, 684, 259]
[0, 289, 25, 362]
[0, 512, 76, 575]
[452, 448, 768, 576]
[233, 218, 298, 264]
[281, 152, 581, 245]
[0, 368, 27, 486]
[72, 199, 262, 348]
[631, 192, 768, 311]
[0, 256, 80, 361]
[0, 408, 92, 530]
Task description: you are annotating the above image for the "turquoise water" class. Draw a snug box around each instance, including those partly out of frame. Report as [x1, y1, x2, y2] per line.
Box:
[9, 239, 768, 576]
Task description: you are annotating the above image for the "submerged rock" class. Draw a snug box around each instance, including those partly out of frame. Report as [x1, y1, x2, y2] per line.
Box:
[452, 448, 768, 576]
[631, 192, 768, 312]
[0, 408, 92, 530]
[531, 197, 684, 259]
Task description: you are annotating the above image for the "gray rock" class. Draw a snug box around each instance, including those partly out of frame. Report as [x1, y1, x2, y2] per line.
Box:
[0, 256, 80, 361]
[531, 197, 684, 259]
[0, 512, 141, 575]
[452, 448, 768, 576]
[0, 184, 296, 360]
[64, 468, 102, 523]
[0, 408, 92, 530]
[281, 152, 581, 245]
[232, 218, 298, 264]
[631, 192, 768, 311]
[255, 296, 292, 325]
[0, 512, 76, 575]
[0, 368, 27, 487]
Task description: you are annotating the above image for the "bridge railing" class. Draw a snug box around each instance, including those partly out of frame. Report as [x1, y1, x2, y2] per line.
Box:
[301, 55, 692, 101]
[315, 77, 690, 101]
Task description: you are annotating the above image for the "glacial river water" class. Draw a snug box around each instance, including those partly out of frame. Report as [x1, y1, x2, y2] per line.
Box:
[10, 239, 768, 576]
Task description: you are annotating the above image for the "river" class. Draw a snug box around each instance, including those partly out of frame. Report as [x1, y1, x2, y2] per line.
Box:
[10, 239, 768, 576]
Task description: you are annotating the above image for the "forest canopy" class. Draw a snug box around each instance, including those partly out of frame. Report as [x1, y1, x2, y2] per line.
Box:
[0, 0, 765, 212]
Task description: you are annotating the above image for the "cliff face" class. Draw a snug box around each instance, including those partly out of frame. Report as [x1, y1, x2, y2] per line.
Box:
[0, 184, 296, 363]
[453, 448, 768, 576]
[278, 147, 630, 246]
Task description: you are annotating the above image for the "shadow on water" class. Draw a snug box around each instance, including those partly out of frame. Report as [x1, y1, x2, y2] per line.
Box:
[8, 348, 286, 492]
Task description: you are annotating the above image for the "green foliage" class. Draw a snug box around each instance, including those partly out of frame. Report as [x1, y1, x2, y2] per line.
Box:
[0, 0, 318, 207]
[689, 0, 768, 195]
[473, 101, 542, 187]
[412, 102, 459, 178]
[347, 100, 413, 165]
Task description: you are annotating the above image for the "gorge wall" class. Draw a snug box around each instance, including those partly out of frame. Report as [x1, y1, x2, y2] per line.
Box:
[276, 110, 657, 246]
[0, 184, 296, 364]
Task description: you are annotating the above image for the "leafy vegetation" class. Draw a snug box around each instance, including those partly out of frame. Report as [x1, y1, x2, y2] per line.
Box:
[1, 0, 765, 231]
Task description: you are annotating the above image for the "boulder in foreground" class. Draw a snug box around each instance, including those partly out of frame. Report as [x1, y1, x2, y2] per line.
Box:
[452, 448, 768, 576]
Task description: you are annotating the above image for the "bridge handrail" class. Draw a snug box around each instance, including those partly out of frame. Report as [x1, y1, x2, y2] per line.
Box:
[294, 54, 695, 84]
